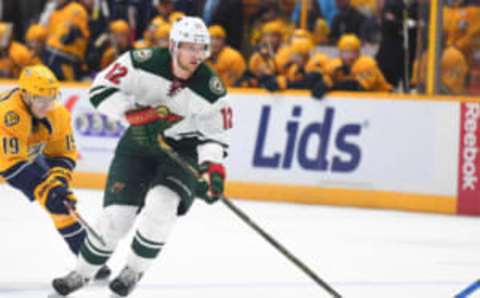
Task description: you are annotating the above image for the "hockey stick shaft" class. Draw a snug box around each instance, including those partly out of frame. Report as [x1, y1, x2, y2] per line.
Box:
[455, 280, 480, 298]
[63, 202, 107, 246]
[157, 136, 342, 298]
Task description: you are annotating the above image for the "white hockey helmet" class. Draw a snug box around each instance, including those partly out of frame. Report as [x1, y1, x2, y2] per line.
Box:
[169, 16, 211, 59]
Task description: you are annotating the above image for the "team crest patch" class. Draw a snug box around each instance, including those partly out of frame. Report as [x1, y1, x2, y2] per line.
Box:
[209, 76, 225, 95]
[133, 49, 153, 62]
[4, 111, 19, 127]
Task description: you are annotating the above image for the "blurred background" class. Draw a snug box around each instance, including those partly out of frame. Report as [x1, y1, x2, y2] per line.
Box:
[0, 0, 477, 97]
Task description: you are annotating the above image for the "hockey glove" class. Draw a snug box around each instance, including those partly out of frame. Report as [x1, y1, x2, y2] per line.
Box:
[47, 166, 73, 187]
[34, 174, 78, 215]
[126, 107, 183, 146]
[260, 75, 288, 92]
[129, 120, 171, 146]
[197, 162, 226, 204]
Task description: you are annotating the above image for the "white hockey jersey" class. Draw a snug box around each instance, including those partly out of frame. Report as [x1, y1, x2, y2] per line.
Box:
[89, 48, 232, 164]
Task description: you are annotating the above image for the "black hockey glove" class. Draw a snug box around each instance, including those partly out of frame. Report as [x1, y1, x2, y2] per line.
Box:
[196, 162, 226, 204]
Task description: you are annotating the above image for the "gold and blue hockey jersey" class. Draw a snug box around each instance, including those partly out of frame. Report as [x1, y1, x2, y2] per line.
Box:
[0, 89, 77, 186]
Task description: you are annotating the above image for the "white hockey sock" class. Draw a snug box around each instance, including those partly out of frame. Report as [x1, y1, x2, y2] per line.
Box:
[126, 185, 179, 273]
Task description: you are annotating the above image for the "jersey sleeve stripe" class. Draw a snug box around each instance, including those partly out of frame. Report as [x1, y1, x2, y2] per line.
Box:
[46, 157, 76, 170]
[89, 85, 107, 94]
[1, 161, 32, 181]
[90, 87, 119, 108]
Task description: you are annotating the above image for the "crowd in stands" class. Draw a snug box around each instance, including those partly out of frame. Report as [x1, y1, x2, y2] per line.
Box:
[0, 0, 478, 98]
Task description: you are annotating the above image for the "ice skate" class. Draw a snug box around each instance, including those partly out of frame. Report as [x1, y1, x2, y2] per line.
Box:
[109, 266, 143, 297]
[52, 270, 89, 296]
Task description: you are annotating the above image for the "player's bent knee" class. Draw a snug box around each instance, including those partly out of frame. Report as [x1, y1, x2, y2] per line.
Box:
[94, 205, 137, 249]
[137, 186, 180, 242]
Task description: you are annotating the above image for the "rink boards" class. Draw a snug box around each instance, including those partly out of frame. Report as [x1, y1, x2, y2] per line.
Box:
[0, 81, 478, 215]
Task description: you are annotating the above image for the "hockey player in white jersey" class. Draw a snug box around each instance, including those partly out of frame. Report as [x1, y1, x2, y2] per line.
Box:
[52, 16, 232, 297]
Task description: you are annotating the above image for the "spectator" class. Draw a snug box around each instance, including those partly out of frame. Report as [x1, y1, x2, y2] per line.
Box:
[440, 47, 468, 94]
[313, 18, 330, 45]
[329, 0, 367, 43]
[248, 1, 289, 49]
[43, 0, 90, 81]
[150, 23, 171, 49]
[260, 20, 286, 55]
[0, 22, 37, 78]
[443, 0, 480, 65]
[107, 0, 154, 41]
[275, 29, 312, 75]
[134, 17, 167, 49]
[81, 0, 110, 42]
[261, 38, 325, 94]
[176, 0, 243, 50]
[100, 20, 133, 69]
[376, 0, 417, 89]
[25, 24, 49, 65]
[83, 0, 110, 76]
[318, 34, 391, 96]
[305, 52, 331, 74]
[292, 0, 338, 27]
[412, 46, 469, 95]
[207, 25, 246, 87]
[1, 0, 47, 42]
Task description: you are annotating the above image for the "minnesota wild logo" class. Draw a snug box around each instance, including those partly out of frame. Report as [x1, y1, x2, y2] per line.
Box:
[155, 105, 184, 124]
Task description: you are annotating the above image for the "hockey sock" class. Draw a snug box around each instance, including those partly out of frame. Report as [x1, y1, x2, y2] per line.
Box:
[128, 230, 165, 272]
[58, 221, 86, 255]
[79, 235, 113, 270]
[125, 185, 179, 272]
[51, 213, 86, 255]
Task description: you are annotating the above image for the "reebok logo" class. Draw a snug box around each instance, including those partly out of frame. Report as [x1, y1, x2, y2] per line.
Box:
[462, 103, 480, 190]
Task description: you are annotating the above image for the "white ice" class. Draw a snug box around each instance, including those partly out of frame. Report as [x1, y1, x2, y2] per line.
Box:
[1, 185, 479, 298]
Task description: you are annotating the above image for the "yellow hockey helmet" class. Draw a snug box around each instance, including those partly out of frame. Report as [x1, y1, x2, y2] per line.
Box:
[19, 65, 59, 98]
[152, 24, 171, 39]
[110, 20, 129, 34]
[25, 24, 48, 43]
[208, 25, 226, 39]
[169, 11, 186, 24]
[291, 29, 313, 42]
[290, 38, 314, 56]
[150, 16, 167, 30]
[262, 20, 284, 35]
[338, 34, 361, 51]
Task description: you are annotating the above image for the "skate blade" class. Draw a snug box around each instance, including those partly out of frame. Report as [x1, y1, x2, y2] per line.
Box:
[47, 292, 66, 298]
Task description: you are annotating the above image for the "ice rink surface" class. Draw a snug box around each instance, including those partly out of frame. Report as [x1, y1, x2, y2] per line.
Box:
[1, 185, 479, 298]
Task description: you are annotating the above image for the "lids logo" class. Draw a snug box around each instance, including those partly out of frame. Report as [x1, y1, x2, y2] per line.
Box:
[462, 103, 480, 190]
[253, 105, 362, 172]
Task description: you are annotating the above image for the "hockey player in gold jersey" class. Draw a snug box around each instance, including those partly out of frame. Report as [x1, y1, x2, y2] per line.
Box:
[25, 24, 49, 65]
[322, 34, 391, 93]
[0, 22, 37, 78]
[101, 20, 133, 69]
[44, 0, 90, 80]
[0, 65, 110, 278]
[207, 25, 246, 87]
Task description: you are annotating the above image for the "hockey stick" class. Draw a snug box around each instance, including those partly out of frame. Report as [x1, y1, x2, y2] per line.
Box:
[157, 136, 342, 298]
[455, 279, 480, 298]
[63, 202, 107, 246]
